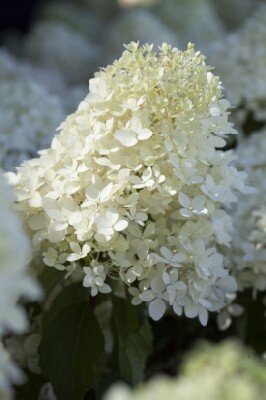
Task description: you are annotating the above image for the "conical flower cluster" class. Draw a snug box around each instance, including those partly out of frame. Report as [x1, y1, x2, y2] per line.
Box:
[10, 43, 249, 324]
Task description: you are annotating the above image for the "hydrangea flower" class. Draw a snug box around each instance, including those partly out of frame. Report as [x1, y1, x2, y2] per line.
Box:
[104, 341, 266, 400]
[104, 9, 177, 63]
[153, 0, 225, 50]
[10, 42, 249, 325]
[0, 78, 65, 171]
[207, 4, 266, 129]
[218, 130, 266, 329]
[0, 173, 40, 399]
[24, 21, 99, 85]
[231, 131, 266, 294]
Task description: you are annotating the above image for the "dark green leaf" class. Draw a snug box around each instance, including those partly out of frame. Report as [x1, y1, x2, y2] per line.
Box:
[43, 282, 88, 331]
[111, 295, 153, 385]
[122, 319, 153, 385]
[38, 268, 64, 295]
[40, 301, 105, 400]
[15, 372, 46, 400]
[112, 295, 139, 338]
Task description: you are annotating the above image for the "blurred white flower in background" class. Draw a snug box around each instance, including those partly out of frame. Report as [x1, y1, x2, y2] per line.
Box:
[0, 173, 40, 399]
[0, 78, 65, 171]
[232, 131, 266, 294]
[218, 130, 266, 329]
[104, 8, 177, 62]
[153, 0, 225, 50]
[104, 341, 266, 400]
[207, 4, 266, 130]
[9, 42, 250, 325]
[24, 20, 100, 85]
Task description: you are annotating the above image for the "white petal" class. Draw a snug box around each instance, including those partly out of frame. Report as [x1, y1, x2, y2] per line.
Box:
[97, 226, 114, 236]
[172, 253, 186, 263]
[184, 300, 198, 318]
[209, 105, 220, 117]
[228, 304, 244, 317]
[149, 299, 166, 321]
[164, 137, 173, 152]
[163, 272, 171, 285]
[115, 129, 137, 147]
[67, 253, 81, 262]
[99, 183, 114, 202]
[180, 208, 193, 218]
[191, 195, 206, 211]
[99, 284, 112, 294]
[151, 276, 166, 294]
[114, 219, 128, 232]
[178, 192, 190, 208]
[175, 281, 187, 291]
[139, 290, 155, 302]
[217, 276, 237, 293]
[130, 115, 142, 132]
[160, 246, 173, 261]
[91, 286, 98, 297]
[173, 303, 182, 316]
[199, 307, 208, 326]
[138, 128, 152, 140]
[206, 174, 214, 190]
[217, 311, 231, 331]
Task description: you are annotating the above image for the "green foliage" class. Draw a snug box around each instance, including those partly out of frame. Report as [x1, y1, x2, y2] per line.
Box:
[42, 282, 88, 330]
[38, 268, 64, 296]
[16, 372, 47, 400]
[111, 295, 153, 385]
[40, 300, 105, 400]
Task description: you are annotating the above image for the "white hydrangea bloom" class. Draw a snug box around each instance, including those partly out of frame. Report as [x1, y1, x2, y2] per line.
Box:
[24, 21, 99, 85]
[154, 0, 225, 50]
[10, 43, 249, 325]
[231, 131, 266, 294]
[5, 333, 41, 375]
[104, 341, 266, 400]
[207, 4, 266, 127]
[0, 346, 23, 400]
[104, 9, 177, 63]
[214, 0, 261, 30]
[0, 78, 65, 171]
[217, 131, 266, 329]
[0, 173, 40, 398]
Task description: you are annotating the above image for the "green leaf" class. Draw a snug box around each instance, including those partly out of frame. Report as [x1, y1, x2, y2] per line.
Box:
[38, 267, 64, 295]
[40, 301, 105, 400]
[111, 295, 153, 385]
[43, 282, 88, 331]
[121, 319, 153, 385]
[15, 372, 46, 400]
[112, 294, 139, 337]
